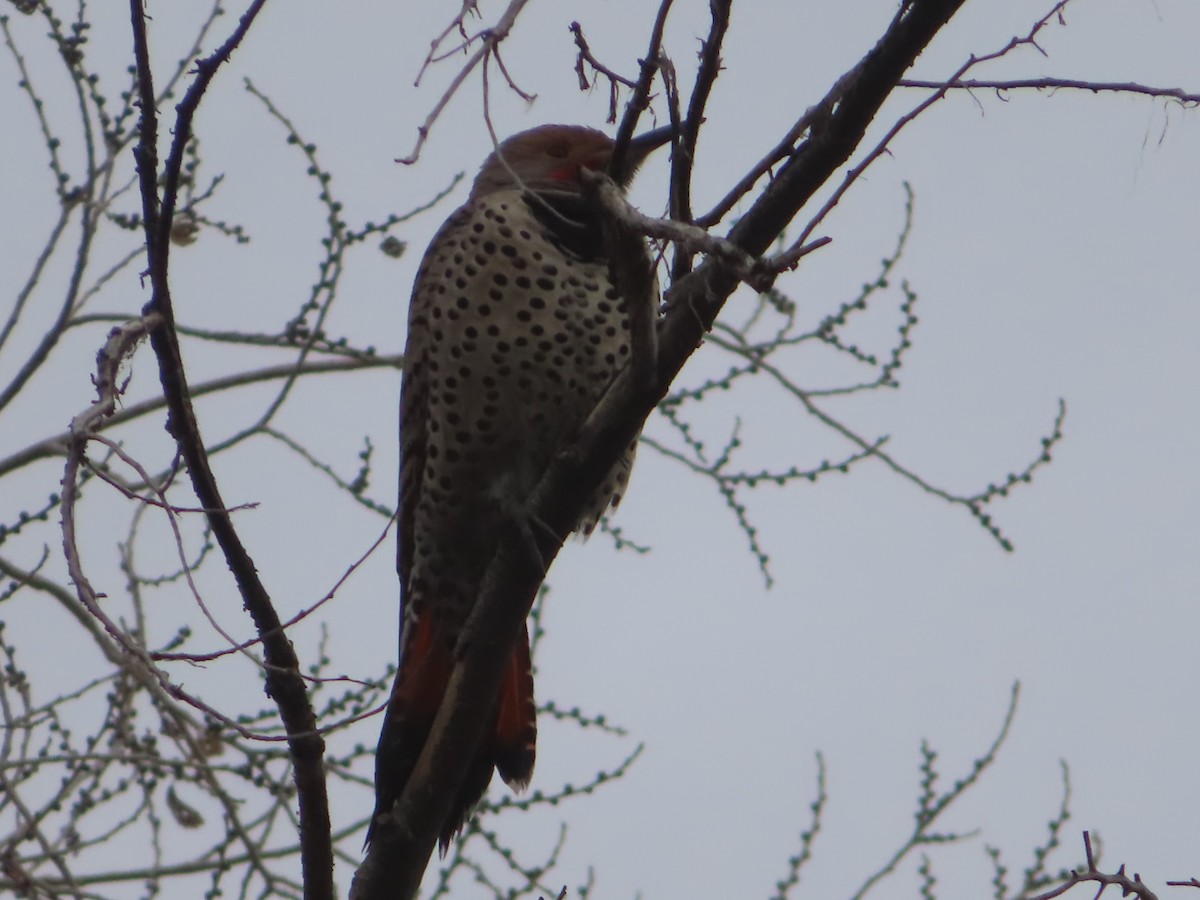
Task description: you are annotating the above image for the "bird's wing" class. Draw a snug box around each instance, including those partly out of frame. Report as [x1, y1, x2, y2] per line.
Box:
[396, 205, 472, 635]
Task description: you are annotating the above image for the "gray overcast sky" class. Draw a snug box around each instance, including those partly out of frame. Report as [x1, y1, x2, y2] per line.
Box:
[1, 1, 1198, 897]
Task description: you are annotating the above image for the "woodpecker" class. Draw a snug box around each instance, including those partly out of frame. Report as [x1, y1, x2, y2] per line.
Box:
[370, 123, 671, 851]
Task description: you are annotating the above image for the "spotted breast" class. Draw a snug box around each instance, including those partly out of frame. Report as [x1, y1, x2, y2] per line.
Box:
[369, 124, 672, 852]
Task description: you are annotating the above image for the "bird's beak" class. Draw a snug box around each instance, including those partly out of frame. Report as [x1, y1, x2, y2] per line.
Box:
[627, 124, 675, 159]
[609, 123, 675, 185]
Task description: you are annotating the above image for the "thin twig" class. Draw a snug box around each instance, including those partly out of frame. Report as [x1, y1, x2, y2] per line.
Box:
[396, 0, 535, 165]
[899, 77, 1200, 104]
[1027, 832, 1161, 900]
[609, 0, 673, 179]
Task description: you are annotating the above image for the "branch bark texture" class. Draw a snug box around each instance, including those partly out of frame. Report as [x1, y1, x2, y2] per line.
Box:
[126, 2, 334, 898]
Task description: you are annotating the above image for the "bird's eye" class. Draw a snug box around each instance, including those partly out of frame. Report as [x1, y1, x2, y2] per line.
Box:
[545, 143, 570, 159]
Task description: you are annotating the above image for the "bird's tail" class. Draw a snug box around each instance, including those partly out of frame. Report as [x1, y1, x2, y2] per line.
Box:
[368, 617, 536, 853]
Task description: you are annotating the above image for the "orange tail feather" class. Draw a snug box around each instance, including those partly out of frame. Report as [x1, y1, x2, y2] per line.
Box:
[369, 618, 537, 852]
[495, 624, 537, 787]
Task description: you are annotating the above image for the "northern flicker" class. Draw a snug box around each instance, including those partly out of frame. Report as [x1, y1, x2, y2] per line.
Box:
[369, 124, 672, 851]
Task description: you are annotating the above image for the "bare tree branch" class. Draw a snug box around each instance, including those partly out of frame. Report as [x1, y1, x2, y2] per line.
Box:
[396, 0, 536, 165]
[670, 0, 730, 281]
[1027, 832, 1161, 900]
[126, 1, 335, 896]
[0, 354, 400, 480]
[899, 77, 1200, 104]
[608, 0, 673, 179]
[570, 20, 636, 122]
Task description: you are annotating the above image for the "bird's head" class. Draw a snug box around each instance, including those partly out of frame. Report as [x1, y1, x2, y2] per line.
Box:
[470, 124, 673, 200]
